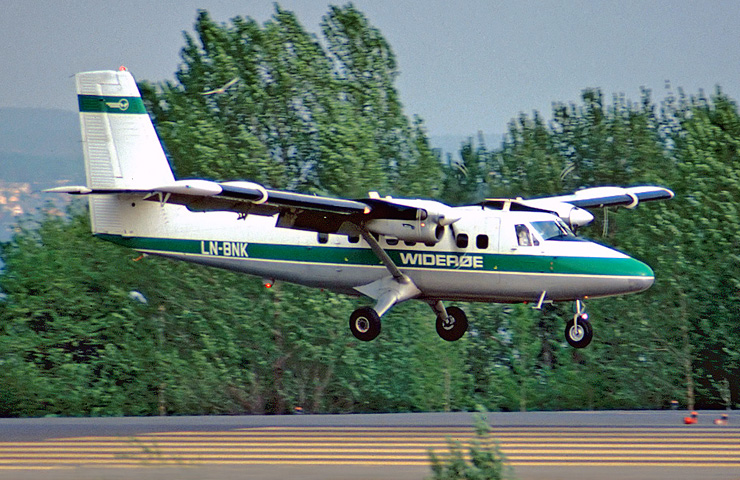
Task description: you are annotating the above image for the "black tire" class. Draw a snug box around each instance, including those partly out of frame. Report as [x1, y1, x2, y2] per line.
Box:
[349, 307, 381, 341]
[564, 314, 593, 348]
[436, 306, 468, 341]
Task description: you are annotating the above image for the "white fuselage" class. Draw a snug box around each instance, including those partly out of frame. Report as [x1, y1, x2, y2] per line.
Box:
[95, 196, 655, 304]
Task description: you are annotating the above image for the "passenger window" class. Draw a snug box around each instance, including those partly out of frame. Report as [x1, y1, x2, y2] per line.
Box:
[317, 233, 329, 244]
[386, 238, 399, 246]
[404, 241, 416, 247]
[456, 233, 469, 248]
[515, 225, 532, 246]
[476, 234, 489, 249]
[348, 235, 360, 244]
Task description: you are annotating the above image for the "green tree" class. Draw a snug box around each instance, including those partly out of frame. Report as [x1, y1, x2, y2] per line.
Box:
[142, 5, 442, 198]
[428, 410, 514, 480]
[656, 88, 740, 408]
[441, 135, 491, 205]
[0, 209, 161, 415]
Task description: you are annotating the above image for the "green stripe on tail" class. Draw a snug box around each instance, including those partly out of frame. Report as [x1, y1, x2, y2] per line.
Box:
[78, 95, 147, 114]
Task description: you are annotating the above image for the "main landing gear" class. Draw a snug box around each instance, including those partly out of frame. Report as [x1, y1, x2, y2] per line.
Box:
[348, 226, 469, 343]
[349, 301, 469, 342]
[564, 300, 593, 348]
[349, 307, 382, 342]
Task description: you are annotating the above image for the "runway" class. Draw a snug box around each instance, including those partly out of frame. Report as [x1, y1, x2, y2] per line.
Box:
[1, 411, 738, 480]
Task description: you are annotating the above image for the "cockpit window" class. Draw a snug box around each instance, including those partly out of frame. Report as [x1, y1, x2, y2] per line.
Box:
[515, 224, 533, 246]
[531, 220, 576, 241]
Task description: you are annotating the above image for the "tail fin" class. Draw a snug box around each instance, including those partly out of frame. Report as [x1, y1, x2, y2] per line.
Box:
[76, 69, 174, 189]
[75, 69, 174, 235]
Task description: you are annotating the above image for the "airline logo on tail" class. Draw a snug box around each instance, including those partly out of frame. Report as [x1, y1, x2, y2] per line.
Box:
[105, 98, 129, 111]
[78, 95, 146, 114]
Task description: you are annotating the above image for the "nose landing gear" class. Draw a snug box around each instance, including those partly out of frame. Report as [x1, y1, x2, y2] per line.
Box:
[564, 300, 592, 348]
[431, 301, 468, 341]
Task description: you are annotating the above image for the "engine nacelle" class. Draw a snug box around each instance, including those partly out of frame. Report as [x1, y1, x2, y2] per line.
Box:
[559, 204, 594, 227]
[519, 199, 594, 227]
[366, 218, 445, 244]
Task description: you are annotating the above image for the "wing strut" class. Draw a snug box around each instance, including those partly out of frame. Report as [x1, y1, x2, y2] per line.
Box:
[354, 226, 421, 317]
[359, 227, 405, 282]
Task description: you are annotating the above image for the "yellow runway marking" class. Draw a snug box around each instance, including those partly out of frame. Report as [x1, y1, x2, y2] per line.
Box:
[2, 426, 739, 470]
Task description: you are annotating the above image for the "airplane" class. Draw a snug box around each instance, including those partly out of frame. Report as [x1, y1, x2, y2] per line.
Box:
[48, 69, 674, 348]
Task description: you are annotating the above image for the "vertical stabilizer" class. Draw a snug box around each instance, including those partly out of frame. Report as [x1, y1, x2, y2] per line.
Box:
[76, 69, 175, 234]
[76, 69, 174, 190]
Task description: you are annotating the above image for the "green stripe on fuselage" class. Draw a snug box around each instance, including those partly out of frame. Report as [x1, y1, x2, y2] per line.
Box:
[96, 234, 653, 278]
[492, 252, 653, 277]
[78, 94, 147, 114]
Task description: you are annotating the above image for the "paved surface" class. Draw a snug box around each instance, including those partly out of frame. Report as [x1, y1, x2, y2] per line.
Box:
[0, 411, 738, 480]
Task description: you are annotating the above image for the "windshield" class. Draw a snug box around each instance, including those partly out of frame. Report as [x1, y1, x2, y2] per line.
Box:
[531, 220, 577, 241]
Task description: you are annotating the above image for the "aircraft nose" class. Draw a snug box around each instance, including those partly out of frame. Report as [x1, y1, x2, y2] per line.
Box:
[626, 258, 654, 293]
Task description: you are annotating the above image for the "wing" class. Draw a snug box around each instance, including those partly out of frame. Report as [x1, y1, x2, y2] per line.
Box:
[536, 186, 675, 209]
[477, 185, 674, 227]
[46, 180, 455, 242]
[525, 185, 674, 226]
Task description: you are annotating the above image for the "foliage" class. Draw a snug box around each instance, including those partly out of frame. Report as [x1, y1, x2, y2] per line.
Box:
[0, 207, 470, 416]
[0, 209, 160, 415]
[428, 410, 514, 480]
[140, 4, 442, 198]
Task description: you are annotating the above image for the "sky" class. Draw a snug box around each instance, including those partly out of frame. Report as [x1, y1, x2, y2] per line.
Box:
[2, 0, 739, 136]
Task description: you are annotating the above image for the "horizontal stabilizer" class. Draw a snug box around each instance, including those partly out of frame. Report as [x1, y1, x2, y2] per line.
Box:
[44, 186, 94, 194]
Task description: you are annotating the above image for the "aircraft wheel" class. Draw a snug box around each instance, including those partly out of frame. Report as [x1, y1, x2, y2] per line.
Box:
[565, 314, 592, 348]
[436, 306, 468, 341]
[349, 307, 381, 341]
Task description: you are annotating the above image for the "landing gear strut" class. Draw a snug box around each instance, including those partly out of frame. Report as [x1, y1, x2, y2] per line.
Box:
[564, 300, 592, 348]
[349, 229, 470, 342]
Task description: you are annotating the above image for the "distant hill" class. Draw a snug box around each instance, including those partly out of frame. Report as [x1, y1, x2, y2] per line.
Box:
[0, 108, 84, 186]
[0, 108, 84, 240]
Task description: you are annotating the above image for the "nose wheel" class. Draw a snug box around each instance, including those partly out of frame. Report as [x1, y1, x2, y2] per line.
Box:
[565, 312, 592, 348]
[434, 305, 468, 341]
